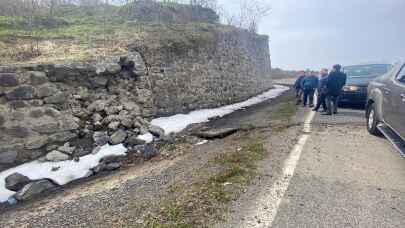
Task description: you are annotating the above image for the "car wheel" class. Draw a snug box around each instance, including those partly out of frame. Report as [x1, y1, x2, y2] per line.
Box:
[366, 103, 381, 136]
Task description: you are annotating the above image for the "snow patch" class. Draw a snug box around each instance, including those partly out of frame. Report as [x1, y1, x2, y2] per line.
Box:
[0, 144, 127, 203]
[195, 140, 209, 146]
[151, 85, 289, 135]
[137, 132, 154, 144]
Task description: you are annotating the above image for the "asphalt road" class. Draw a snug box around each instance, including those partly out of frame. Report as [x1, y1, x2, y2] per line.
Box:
[271, 107, 405, 227]
[218, 97, 405, 228]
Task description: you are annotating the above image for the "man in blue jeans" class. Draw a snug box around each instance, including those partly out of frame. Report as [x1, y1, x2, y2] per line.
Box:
[313, 69, 329, 112]
[301, 71, 319, 107]
[326, 64, 347, 115]
[294, 71, 306, 105]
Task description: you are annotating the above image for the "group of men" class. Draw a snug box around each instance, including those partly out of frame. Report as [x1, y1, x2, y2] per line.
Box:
[294, 64, 347, 115]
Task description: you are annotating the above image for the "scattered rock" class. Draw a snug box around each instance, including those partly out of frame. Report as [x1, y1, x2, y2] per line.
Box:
[91, 163, 106, 173]
[90, 76, 109, 87]
[51, 166, 60, 171]
[92, 146, 102, 155]
[93, 121, 103, 130]
[104, 162, 122, 171]
[5, 173, 31, 192]
[45, 144, 59, 152]
[87, 100, 107, 112]
[57, 143, 76, 155]
[92, 159, 123, 173]
[161, 133, 176, 144]
[7, 196, 18, 205]
[101, 154, 125, 164]
[92, 113, 103, 123]
[141, 145, 159, 160]
[93, 131, 109, 146]
[75, 148, 92, 157]
[121, 117, 133, 128]
[15, 179, 56, 201]
[184, 135, 201, 145]
[194, 127, 239, 139]
[105, 106, 123, 115]
[108, 121, 121, 131]
[148, 125, 165, 138]
[126, 135, 146, 146]
[46, 150, 70, 162]
[109, 130, 127, 145]
[122, 101, 141, 114]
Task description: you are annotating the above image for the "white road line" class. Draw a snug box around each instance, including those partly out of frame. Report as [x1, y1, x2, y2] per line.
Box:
[241, 110, 316, 228]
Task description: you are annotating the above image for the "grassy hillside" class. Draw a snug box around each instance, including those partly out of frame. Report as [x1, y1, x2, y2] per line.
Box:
[0, 2, 220, 65]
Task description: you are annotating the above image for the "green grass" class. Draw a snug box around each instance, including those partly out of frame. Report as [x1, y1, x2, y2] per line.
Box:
[144, 139, 266, 227]
[0, 15, 109, 40]
[0, 13, 222, 64]
[270, 100, 297, 122]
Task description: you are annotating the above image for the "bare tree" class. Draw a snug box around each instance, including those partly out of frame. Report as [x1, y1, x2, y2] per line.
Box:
[222, 0, 270, 33]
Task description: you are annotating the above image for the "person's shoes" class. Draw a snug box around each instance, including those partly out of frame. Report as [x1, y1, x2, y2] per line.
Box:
[333, 112, 338, 114]
[309, 104, 314, 108]
[321, 109, 327, 113]
[312, 108, 318, 112]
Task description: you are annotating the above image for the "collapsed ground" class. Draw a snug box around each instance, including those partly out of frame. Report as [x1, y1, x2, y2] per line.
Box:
[0, 88, 301, 227]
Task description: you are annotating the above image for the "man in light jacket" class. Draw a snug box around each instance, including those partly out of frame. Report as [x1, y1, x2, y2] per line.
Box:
[301, 71, 319, 107]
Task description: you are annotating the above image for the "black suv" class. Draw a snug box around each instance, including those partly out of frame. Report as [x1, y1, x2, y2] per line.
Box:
[341, 64, 392, 105]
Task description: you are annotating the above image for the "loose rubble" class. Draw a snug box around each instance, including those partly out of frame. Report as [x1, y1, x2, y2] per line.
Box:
[5, 173, 31, 192]
[45, 151, 70, 162]
[0, 144, 127, 203]
[195, 127, 240, 139]
[14, 179, 56, 201]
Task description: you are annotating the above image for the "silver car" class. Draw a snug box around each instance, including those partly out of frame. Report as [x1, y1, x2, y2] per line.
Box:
[366, 62, 405, 153]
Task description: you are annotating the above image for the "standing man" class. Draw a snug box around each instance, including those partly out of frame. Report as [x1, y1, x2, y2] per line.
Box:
[313, 69, 329, 112]
[302, 71, 319, 107]
[294, 71, 306, 105]
[326, 64, 347, 115]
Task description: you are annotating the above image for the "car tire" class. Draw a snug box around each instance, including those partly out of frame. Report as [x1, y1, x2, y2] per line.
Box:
[366, 103, 381, 136]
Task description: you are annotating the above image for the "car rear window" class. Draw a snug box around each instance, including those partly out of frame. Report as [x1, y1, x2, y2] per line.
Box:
[344, 64, 392, 77]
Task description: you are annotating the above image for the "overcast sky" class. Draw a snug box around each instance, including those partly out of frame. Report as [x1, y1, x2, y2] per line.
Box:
[219, 0, 405, 70]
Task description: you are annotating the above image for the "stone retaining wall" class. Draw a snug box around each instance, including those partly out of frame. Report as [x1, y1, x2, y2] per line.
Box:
[132, 28, 272, 115]
[0, 27, 272, 170]
[0, 55, 153, 171]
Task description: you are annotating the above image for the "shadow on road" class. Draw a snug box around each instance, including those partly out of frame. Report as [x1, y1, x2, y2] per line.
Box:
[339, 103, 365, 110]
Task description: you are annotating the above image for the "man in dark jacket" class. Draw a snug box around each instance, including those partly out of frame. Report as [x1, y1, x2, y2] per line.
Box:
[313, 69, 329, 112]
[294, 71, 306, 105]
[301, 71, 319, 107]
[326, 64, 347, 115]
